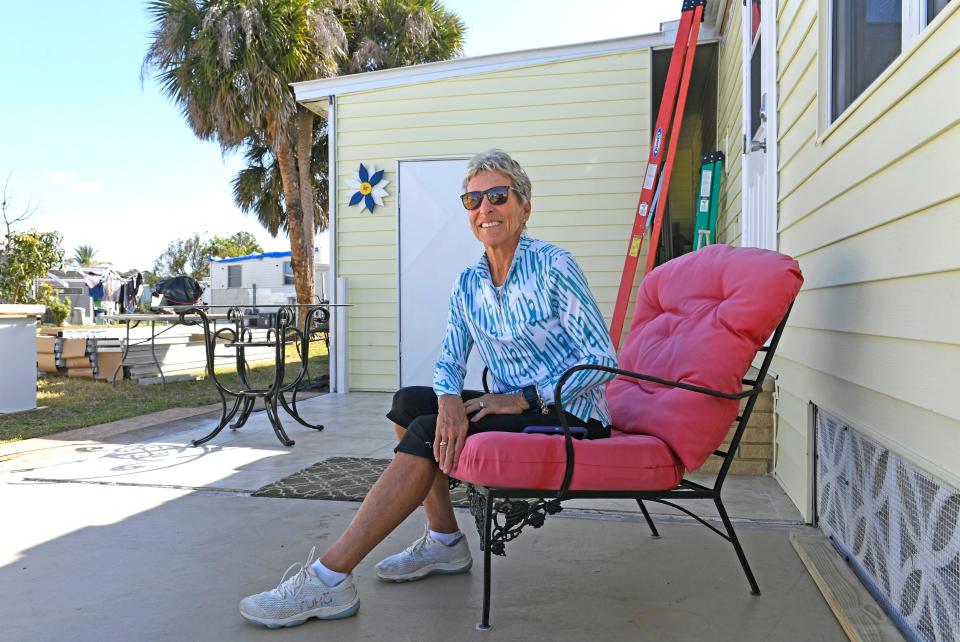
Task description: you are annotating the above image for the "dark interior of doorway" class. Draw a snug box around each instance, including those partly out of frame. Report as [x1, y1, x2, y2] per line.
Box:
[650, 42, 718, 267]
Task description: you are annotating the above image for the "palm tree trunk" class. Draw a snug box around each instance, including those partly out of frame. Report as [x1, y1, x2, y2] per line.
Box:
[295, 106, 317, 301]
[275, 129, 313, 305]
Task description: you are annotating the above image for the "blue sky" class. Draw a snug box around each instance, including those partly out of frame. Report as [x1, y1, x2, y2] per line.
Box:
[0, 1, 681, 270]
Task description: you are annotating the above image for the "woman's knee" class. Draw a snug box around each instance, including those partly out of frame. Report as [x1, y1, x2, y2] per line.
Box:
[389, 386, 435, 426]
[395, 414, 438, 461]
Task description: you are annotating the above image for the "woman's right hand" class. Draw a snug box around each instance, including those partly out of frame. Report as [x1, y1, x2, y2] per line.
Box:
[435, 395, 469, 475]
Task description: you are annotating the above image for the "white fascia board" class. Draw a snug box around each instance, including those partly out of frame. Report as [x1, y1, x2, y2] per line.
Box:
[293, 31, 676, 112]
[653, 17, 719, 50]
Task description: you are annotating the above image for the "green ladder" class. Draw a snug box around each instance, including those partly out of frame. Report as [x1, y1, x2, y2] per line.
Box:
[694, 151, 725, 250]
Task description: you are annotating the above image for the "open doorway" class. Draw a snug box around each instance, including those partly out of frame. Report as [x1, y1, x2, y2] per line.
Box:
[649, 43, 719, 267]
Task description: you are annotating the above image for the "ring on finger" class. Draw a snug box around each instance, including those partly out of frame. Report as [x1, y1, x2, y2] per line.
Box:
[439, 440, 448, 447]
[478, 401, 486, 409]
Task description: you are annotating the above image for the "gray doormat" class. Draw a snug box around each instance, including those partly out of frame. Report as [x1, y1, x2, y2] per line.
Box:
[252, 456, 471, 507]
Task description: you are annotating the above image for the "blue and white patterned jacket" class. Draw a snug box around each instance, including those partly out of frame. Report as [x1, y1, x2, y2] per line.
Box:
[433, 234, 618, 425]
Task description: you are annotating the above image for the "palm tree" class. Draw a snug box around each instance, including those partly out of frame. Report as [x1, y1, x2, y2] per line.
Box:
[337, 0, 465, 73]
[232, 116, 330, 235]
[143, 0, 464, 303]
[73, 245, 99, 266]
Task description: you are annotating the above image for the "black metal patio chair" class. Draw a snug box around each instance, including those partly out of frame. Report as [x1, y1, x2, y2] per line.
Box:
[452, 245, 803, 630]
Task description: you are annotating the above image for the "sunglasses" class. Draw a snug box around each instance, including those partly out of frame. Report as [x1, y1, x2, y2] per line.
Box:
[460, 185, 512, 210]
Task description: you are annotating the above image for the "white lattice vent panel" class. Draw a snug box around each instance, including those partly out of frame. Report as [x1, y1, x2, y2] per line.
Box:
[816, 410, 960, 641]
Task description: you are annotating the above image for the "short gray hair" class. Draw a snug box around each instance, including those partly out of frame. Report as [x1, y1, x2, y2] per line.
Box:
[462, 149, 532, 204]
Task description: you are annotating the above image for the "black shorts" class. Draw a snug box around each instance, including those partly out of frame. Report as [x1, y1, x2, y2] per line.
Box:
[387, 386, 609, 462]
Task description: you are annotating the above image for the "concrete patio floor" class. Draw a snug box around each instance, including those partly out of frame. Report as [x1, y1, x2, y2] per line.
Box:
[1, 392, 848, 641]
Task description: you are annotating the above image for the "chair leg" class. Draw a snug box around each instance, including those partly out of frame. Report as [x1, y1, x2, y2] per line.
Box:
[714, 498, 760, 595]
[476, 492, 494, 631]
[636, 499, 660, 538]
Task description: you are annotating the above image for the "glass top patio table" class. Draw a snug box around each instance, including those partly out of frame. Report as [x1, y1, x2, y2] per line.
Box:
[162, 303, 350, 447]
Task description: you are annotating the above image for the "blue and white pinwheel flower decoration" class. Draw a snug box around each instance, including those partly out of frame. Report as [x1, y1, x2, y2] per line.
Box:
[347, 163, 390, 213]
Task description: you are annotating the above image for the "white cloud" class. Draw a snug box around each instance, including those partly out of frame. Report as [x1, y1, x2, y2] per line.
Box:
[51, 170, 105, 193]
[68, 180, 105, 193]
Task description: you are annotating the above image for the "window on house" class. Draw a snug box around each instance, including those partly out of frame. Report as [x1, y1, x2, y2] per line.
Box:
[927, 0, 950, 23]
[829, 0, 950, 123]
[283, 261, 295, 285]
[831, 0, 902, 121]
[227, 265, 242, 288]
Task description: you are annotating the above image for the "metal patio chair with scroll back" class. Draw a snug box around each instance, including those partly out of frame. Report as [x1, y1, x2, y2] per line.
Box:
[452, 243, 804, 630]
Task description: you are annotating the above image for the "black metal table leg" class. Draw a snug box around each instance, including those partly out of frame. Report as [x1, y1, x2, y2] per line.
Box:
[149, 320, 166, 385]
[230, 397, 256, 429]
[112, 319, 132, 385]
[264, 393, 294, 446]
[191, 395, 244, 447]
[278, 392, 324, 431]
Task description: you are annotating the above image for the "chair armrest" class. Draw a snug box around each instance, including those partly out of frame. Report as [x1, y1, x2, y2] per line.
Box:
[556, 364, 759, 403]
[549, 364, 760, 499]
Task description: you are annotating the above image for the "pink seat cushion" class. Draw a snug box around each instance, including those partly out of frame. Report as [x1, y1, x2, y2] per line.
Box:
[608, 244, 802, 471]
[454, 430, 683, 491]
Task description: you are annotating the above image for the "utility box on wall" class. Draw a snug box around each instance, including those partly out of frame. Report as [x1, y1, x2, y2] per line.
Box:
[0, 305, 44, 413]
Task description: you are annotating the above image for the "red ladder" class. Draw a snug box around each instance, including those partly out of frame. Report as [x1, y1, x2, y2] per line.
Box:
[609, 0, 706, 349]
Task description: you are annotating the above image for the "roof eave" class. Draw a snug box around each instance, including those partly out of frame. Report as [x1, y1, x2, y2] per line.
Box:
[293, 31, 678, 110]
[295, 6, 720, 115]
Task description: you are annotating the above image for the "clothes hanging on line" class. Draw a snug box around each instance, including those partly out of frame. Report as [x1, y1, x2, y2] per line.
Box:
[118, 272, 144, 313]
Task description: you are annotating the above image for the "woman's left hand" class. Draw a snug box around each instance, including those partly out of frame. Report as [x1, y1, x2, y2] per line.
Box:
[463, 393, 527, 422]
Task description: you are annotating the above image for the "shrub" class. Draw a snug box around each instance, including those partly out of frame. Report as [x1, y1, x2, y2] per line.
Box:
[44, 293, 72, 325]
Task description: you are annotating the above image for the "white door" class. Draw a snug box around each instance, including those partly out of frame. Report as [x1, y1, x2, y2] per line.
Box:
[398, 159, 485, 389]
[742, 0, 777, 250]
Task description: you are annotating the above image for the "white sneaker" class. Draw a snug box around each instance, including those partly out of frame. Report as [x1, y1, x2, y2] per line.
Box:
[239, 548, 360, 628]
[375, 527, 472, 582]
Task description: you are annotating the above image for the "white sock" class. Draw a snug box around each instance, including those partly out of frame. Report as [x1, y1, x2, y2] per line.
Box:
[429, 529, 463, 546]
[309, 560, 347, 587]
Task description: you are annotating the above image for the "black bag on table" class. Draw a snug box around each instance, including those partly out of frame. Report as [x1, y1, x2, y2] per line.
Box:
[153, 275, 204, 307]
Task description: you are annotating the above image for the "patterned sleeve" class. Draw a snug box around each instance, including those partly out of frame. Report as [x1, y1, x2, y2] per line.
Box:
[433, 274, 474, 397]
[542, 252, 618, 406]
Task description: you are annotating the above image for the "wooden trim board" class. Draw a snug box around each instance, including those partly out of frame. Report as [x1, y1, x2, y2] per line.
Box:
[790, 531, 904, 642]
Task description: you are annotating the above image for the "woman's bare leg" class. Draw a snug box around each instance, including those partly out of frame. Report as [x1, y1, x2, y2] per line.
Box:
[393, 423, 458, 534]
[321, 452, 435, 573]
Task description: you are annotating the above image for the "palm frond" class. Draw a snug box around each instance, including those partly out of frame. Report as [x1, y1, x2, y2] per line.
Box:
[144, 0, 464, 298]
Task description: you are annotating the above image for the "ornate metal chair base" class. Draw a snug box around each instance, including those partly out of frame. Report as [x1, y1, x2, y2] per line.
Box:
[464, 483, 761, 631]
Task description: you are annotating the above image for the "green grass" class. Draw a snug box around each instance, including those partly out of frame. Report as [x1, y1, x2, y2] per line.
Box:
[0, 342, 329, 443]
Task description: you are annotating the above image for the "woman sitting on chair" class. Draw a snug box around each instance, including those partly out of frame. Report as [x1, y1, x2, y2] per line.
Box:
[240, 149, 618, 628]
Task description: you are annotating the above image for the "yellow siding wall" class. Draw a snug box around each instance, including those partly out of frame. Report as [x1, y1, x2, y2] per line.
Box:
[335, 51, 650, 391]
[773, 1, 960, 517]
[716, 0, 744, 245]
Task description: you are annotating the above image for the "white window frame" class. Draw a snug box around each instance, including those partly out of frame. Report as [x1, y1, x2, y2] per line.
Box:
[824, 0, 948, 127]
[906, 0, 953, 39]
[740, 0, 778, 252]
[282, 261, 295, 286]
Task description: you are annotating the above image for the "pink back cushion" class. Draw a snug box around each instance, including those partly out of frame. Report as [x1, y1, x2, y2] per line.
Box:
[607, 244, 802, 471]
